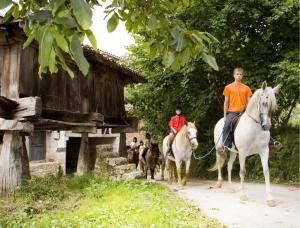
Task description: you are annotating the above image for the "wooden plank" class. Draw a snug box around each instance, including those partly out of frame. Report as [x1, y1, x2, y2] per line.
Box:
[41, 108, 104, 123]
[0, 96, 41, 119]
[13, 96, 42, 119]
[34, 119, 97, 132]
[0, 96, 18, 110]
[0, 119, 34, 132]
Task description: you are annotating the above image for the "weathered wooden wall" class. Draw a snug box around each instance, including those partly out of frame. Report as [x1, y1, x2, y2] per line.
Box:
[18, 46, 126, 120]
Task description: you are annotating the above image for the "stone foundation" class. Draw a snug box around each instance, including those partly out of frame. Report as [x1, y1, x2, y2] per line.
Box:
[30, 161, 61, 177]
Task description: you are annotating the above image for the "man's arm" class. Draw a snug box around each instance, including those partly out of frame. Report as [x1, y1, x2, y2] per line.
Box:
[224, 96, 229, 120]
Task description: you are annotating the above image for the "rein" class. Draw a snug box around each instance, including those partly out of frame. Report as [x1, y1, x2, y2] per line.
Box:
[246, 112, 261, 124]
[192, 130, 230, 160]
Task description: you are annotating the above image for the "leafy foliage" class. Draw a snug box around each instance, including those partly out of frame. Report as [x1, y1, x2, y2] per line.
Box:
[126, 0, 299, 181]
[1, 0, 219, 77]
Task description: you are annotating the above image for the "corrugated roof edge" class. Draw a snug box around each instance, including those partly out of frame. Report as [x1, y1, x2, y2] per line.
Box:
[0, 18, 147, 84]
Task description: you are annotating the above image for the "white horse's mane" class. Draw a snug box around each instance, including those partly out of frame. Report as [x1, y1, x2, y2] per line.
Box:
[246, 87, 277, 113]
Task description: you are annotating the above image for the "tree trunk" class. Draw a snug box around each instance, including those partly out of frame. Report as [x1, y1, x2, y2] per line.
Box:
[0, 132, 23, 196]
[76, 133, 89, 176]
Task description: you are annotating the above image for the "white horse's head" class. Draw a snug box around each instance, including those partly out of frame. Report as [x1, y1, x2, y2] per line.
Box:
[186, 122, 198, 150]
[247, 82, 280, 131]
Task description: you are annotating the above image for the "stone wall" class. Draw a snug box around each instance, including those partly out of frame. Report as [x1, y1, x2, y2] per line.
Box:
[30, 161, 61, 177]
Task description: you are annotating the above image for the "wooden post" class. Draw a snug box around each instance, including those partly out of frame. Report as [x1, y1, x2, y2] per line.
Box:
[76, 132, 90, 176]
[21, 136, 31, 180]
[0, 132, 23, 196]
[119, 132, 127, 157]
[0, 42, 27, 195]
[76, 97, 90, 176]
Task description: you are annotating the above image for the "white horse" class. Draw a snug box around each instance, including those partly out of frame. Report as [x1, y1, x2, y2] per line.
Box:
[210, 82, 280, 207]
[162, 122, 198, 187]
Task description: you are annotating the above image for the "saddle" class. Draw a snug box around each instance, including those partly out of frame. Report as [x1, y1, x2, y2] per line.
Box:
[230, 113, 242, 146]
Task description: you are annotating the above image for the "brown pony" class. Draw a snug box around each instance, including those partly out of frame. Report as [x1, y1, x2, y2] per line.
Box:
[145, 143, 160, 179]
[127, 146, 139, 169]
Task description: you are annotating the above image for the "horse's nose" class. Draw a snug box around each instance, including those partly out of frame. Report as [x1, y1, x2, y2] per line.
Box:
[262, 124, 271, 131]
[192, 141, 198, 149]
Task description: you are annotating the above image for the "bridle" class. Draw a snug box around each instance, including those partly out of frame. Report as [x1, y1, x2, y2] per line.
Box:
[246, 95, 271, 126]
[186, 127, 197, 148]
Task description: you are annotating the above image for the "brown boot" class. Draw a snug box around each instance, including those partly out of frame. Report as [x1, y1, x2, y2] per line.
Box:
[269, 141, 282, 154]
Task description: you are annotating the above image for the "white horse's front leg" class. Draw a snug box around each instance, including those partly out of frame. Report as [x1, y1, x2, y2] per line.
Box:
[239, 153, 248, 201]
[228, 151, 237, 192]
[175, 160, 183, 187]
[216, 151, 223, 188]
[182, 159, 191, 186]
[259, 149, 276, 207]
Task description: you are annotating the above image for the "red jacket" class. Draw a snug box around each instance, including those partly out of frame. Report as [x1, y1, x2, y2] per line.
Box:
[169, 115, 186, 133]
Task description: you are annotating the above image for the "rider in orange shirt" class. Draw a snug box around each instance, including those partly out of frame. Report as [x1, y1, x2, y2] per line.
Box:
[223, 67, 252, 151]
[223, 67, 282, 153]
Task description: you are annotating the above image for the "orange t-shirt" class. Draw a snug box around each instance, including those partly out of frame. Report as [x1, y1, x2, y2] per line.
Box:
[223, 82, 252, 112]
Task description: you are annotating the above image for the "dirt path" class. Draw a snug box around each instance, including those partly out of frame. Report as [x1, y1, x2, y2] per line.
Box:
[161, 179, 299, 228]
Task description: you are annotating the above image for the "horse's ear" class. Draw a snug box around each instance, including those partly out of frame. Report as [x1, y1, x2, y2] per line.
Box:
[273, 84, 281, 94]
[262, 81, 267, 90]
[193, 121, 195, 125]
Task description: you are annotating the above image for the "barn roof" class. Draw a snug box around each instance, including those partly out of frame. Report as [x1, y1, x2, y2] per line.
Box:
[83, 46, 147, 84]
[0, 19, 147, 84]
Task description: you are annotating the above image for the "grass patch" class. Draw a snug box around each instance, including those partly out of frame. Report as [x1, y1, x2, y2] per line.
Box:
[0, 175, 222, 227]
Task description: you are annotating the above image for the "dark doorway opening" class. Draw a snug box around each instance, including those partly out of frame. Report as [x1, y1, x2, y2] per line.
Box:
[66, 137, 81, 174]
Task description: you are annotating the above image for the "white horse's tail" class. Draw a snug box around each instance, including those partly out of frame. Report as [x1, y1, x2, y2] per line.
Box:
[208, 152, 227, 171]
[208, 118, 226, 172]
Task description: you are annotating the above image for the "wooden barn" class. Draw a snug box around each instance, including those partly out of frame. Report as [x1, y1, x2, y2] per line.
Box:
[0, 20, 146, 195]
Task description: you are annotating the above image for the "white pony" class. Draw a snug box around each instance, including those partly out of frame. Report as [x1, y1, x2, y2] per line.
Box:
[162, 122, 198, 187]
[210, 82, 280, 207]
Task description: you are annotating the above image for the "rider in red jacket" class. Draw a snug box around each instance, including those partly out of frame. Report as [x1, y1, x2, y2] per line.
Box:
[167, 106, 186, 151]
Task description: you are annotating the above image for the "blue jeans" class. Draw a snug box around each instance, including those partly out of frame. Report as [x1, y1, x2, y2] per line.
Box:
[223, 112, 240, 148]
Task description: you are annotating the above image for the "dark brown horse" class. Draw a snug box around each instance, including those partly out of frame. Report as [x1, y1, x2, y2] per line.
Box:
[127, 146, 139, 169]
[145, 143, 160, 179]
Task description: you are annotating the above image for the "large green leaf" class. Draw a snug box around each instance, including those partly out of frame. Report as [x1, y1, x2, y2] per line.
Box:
[85, 29, 97, 49]
[176, 33, 187, 52]
[162, 51, 175, 68]
[49, 48, 58, 73]
[71, 0, 92, 30]
[202, 52, 219, 71]
[53, 43, 75, 78]
[51, 0, 65, 16]
[107, 13, 119, 33]
[23, 27, 37, 48]
[0, 0, 12, 9]
[70, 34, 89, 75]
[55, 17, 78, 28]
[37, 25, 53, 75]
[51, 26, 69, 52]
[28, 10, 52, 22]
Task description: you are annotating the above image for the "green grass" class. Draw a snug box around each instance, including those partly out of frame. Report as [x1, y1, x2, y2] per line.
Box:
[0, 175, 222, 227]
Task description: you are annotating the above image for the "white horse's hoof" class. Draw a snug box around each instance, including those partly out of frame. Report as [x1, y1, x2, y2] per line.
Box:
[216, 181, 222, 188]
[228, 188, 236, 193]
[240, 195, 248, 202]
[267, 200, 276, 207]
[177, 185, 184, 190]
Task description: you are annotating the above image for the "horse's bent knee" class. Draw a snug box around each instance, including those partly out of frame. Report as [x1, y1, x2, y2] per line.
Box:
[240, 169, 246, 176]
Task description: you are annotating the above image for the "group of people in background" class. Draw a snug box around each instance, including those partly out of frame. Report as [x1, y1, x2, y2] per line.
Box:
[129, 133, 152, 160]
